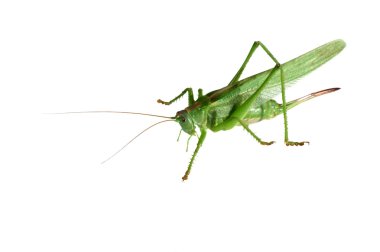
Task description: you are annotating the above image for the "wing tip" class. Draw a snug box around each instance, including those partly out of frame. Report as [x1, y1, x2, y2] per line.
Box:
[331, 39, 346, 53]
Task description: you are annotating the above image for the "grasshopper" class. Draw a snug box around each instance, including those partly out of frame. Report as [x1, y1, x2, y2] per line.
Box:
[157, 39, 345, 180]
[58, 40, 345, 181]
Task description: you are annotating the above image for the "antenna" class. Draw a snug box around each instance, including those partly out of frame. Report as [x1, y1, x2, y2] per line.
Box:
[101, 119, 175, 164]
[47, 110, 175, 119]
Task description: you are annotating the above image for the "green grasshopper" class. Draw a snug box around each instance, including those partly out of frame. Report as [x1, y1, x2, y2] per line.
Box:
[59, 39, 345, 181]
[156, 39, 345, 180]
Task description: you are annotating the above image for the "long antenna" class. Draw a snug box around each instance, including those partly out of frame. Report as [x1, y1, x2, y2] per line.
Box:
[101, 119, 175, 164]
[48, 111, 174, 119]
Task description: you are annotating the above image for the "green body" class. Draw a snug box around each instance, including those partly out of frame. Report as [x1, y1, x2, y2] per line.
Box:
[185, 40, 345, 131]
[158, 39, 346, 180]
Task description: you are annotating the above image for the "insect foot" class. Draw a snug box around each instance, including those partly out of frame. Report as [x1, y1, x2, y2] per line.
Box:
[285, 141, 310, 146]
[157, 99, 169, 105]
[261, 141, 275, 146]
[182, 173, 189, 181]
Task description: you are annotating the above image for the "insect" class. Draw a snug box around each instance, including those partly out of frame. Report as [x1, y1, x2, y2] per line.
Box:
[59, 39, 345, 181]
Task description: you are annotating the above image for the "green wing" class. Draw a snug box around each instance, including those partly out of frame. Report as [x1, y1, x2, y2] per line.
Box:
[210, 39, 346, 108]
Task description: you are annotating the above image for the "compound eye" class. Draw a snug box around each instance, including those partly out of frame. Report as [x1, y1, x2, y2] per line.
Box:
[181, 117, 186, 122]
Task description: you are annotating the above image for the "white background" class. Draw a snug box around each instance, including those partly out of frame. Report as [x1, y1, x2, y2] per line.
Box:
[1, 0, 379, 251]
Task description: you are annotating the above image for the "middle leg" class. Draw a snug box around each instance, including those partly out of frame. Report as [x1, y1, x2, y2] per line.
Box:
[236, 118, 274, 145]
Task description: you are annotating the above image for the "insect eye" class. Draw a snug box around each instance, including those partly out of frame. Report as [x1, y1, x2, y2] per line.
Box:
[181, 117, 186, 122]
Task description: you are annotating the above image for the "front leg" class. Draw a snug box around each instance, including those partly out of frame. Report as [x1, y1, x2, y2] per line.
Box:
[157, 87, 195, 107]
[182, 128, 207, 181]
